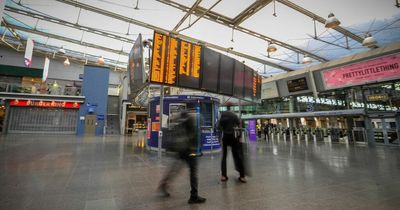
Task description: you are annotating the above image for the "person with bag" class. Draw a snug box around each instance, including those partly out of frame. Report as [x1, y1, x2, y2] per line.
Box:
[217, 103, 247, 183]
[158, 110, 206, 204]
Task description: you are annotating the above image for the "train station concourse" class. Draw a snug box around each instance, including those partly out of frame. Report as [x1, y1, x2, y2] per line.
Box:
[1, 0, 400, 209]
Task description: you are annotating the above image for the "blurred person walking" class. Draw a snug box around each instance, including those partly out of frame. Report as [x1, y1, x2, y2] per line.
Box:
[218, 103, 247, 183]
[158, 110, 206, 204]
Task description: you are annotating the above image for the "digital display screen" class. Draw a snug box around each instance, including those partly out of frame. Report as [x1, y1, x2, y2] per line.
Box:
[201, 47, 220, 93]
[150, 32, 167, 84]
[149, 32, 260, 100]
[233, 60, 244, 99]
[218, 53, 234, 96]
[164, 36, 179, 85]
[244, 66, 254, 100]
[287, 77, 308, 92]
[177, 41, 201, 89]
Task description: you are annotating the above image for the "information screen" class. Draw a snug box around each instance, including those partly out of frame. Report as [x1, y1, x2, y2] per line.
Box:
[244, 66, 254, 100]
[218, 53, 234, 96]
[164, 36, 179, 85]
[233, 60, 244, 99]
[287, 77, 308, 92]
[177, 41, 201, 89]
[150, 32, 167, 84]
[201, 47, 220, 93]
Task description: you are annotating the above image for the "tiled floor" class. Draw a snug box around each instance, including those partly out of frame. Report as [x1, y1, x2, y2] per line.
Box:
[1, 133, 400, 210]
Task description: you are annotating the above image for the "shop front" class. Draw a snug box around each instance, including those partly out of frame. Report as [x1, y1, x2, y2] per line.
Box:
[4, 98, 83, 134]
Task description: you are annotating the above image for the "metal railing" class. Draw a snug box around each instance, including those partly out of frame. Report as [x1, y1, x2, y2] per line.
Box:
[0, 82, 81, 96]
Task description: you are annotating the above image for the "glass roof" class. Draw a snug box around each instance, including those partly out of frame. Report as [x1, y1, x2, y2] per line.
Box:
[1, 0, 399, 75]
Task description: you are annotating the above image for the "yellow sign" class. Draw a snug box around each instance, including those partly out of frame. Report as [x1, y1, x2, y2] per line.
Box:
[367, 94, 388, 101]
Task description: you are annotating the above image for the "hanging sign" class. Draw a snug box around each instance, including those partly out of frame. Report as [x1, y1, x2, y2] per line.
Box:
[24, 38, 34, 67]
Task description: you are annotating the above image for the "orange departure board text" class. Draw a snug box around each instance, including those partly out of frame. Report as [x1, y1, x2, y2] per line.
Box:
[253, 73, 257, 97]
[165, 36, 178, 85]
[150, 32, 166, 83]
[192, 45, 201, 78]
[179, 41, 191, 76]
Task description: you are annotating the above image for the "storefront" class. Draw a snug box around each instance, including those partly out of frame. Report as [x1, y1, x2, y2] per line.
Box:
[125, 104, 147, 134]
[4, 98, 83, 134]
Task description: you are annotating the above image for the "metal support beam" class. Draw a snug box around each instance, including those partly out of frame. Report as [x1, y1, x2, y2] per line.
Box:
[5, 22, 129, 56]
[5, 6, 135, 44]
[56, 0, 294, 71]
[172, 0, 202, 32]
[232, 0, 273, 26]
[276, 0, 364, 43]
[156, 0, 328, 62]
[177, 0, 222, 33]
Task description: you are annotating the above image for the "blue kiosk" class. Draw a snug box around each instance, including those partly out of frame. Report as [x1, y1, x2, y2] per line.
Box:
[147, 95, 221, 153]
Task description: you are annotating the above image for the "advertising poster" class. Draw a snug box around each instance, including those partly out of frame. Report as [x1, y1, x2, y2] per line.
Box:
[24, 38, 34, 67]
[248, 120, 257, 141]
[322, 54, 400, 89]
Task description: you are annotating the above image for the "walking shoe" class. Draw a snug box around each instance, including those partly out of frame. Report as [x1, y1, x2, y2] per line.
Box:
[238, 177, 247, 183]
[188, 196, 206, 204]
[220, 176, 228, 182]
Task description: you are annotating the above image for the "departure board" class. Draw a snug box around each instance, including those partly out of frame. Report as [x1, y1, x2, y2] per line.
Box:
[257, 75, 262, 99]
[178, 40, 201, 89]
[150, 32, 167, 84]
[218, 54, 234, 96]
[149, 31, 261, 101]
[287, 77, 308, 92]
[201, 47, 220, 93]
[233, 60, 244, 99]
[164, 36, 178, 85]
[244, 66, 253, 100]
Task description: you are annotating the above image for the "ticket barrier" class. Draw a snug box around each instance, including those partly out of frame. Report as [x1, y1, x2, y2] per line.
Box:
[312, 128, 325, 142]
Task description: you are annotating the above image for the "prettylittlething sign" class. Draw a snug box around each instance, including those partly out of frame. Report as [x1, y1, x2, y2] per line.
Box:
[322, 54, 400, 89]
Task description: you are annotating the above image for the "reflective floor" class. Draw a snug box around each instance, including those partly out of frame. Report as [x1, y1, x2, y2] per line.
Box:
[1, 133, 400, 210]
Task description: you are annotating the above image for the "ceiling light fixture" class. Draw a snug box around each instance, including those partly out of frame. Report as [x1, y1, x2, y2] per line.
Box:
[58, 46, 66, 54]
[362, 33, 377, 48]
[302, 55, 312, 64]
[63, 58, 70, 66]
[325, 13, 341, 28]
[267, 43, 277, 53]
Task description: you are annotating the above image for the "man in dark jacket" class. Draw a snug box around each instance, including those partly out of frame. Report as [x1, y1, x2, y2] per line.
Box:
[158, 111, 206, 204]
[218, 103, 246, 183]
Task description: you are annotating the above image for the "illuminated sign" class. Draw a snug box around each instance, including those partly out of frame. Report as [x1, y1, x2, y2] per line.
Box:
[150, 32, 167, 83]
[149, 31, 261, 101]
[287, 77, 308, 92]
[367, 94, 388, 102]
[322, 54, 400, 89]
[165, 36, 178, 85]
[9, 99, 81, 109]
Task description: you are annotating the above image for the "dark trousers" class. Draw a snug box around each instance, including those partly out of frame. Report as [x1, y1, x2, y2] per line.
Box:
[160, 152, 198, 197]
[264, 131, 269, 141]
[221, 133, 245, 178]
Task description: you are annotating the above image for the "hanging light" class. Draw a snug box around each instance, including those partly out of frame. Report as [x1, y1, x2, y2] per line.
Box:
[267, 43, 277, 53]
[302, 55, 312, 64]
[97, 56, 105, 65]
[362, 33, 377, 48]
[325, 13, 341, 28]
[63, 58, 70, 66]
[58, 46, 66, 54]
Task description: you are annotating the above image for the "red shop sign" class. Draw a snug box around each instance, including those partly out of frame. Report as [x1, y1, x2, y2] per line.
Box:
[9, 99, 81, 109]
